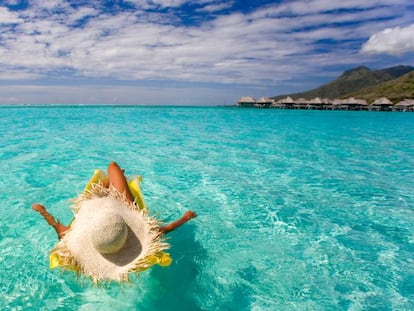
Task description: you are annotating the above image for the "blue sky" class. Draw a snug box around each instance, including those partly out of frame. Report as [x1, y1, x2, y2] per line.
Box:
[0, 0, 413, 105]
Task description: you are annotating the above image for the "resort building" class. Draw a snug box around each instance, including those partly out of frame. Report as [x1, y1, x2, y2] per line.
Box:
[255, 97, 274, 108]
[308, 97, 326, 110]
[236, 96, 414, 112]
[370, 97, 394, 111]
[341, 97, 368, 111]
[237, 96, 256, 107]
[277, 96, 295, 109]
[329, 99, 344, 110]
[393, 99, 414, 112]
[293, 98, 309, 109]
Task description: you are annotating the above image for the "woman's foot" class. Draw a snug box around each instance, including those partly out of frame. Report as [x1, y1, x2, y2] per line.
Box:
[183, 210, 197, 221]
[32, 203, 47, 213]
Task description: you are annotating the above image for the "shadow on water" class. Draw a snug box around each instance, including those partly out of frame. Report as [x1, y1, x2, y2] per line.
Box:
[139, 224, 207, 310]
[52, 225, 207, 310]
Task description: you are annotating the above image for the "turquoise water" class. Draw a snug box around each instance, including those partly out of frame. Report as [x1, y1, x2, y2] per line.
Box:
[1, 106, 413, 310]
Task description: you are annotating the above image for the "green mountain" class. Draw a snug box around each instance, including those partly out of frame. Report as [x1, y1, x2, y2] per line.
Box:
[344, 70, 414, 103]
[272, 65, 414, 100]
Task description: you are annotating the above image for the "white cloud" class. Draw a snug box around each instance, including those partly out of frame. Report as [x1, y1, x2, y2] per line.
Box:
[65, 7, 99, 25]
[0, 6, 22, 24]
[361, 24, 414, 55]
[29, 0, 70, 11]
[126, 0, 188, 9]
[151, 0, 188, 8]
[0, 5, 302, 84]
[4, 0, 21, 5]
[0, 70, 40, 80]
[196, 2, 233, 13]
[0, 0, 412, 90]
[257, 0, 408, 17]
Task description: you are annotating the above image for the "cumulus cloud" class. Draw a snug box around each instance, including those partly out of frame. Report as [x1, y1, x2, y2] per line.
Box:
[196, 2, 234, 13]
[0, 70, 40, 80]
[260, 0, 408, 16]
[0, 0, 412, 89]
[0, 4, 302, 84]
[126, 0, 188, 9]
[361, 24, 414, 55]
[0, 6, 22, 23]
[30, 0, 67, 10]
[4, 0, 21, 5]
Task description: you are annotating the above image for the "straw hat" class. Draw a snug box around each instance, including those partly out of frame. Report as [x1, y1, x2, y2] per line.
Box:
[51, 185, 170, 283]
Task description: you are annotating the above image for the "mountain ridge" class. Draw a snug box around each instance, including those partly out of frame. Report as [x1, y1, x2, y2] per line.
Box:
[345, 70, 414, 103]
[272, 65, 414, 102]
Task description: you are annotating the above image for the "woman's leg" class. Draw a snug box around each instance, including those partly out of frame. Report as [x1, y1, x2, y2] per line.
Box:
[107, 162, 134, 203]
[32, 204, 70, 239]
[107, 162, 197, 234]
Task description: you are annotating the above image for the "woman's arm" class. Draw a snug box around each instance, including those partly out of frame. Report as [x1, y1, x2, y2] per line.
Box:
[32, 204, 70, 239]
[159, 211, 197, 234]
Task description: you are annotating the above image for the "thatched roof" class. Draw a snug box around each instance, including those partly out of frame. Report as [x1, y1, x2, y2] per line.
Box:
[237, 96, 256, 104]
[256, 97, 273, 104]
[309, 97, 323, 104]
[372, 97, 393, 106]
[342, 97, 357, 104]
[278, 96, 295, 104]
[321, 98, 332, 104]
[295, 98, 308, 104]
[394, 99, 414, 107]
[357, 99, 368, 105]
[342, 97, 368, 105]
[332, 99, 343, 105]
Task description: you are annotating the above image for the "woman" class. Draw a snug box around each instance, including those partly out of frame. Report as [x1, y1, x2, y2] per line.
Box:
[32, 161, 197, 282]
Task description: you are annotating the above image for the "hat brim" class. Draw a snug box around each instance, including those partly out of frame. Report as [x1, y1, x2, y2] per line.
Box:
[51, 184, 169, 283]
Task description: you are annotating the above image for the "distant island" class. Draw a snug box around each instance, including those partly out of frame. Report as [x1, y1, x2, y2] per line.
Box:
[237, 65, 414, 112]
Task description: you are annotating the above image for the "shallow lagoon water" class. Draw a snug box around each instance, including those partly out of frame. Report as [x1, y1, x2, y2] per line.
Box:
[1, 106, 413, 310]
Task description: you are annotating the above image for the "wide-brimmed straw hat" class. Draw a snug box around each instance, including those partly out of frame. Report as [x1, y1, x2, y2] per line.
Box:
[50, 185, 170, 283]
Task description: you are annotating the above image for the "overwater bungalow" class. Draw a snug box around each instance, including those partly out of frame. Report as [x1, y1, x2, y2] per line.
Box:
[356, 98, 369, 110]
[236, 96, 414, 112]
[278, 96, 295, 109]
[293, 98, 308, 109]
[237, 96, 256, 107]
[370, 97, 393, 111]
[327, 99, 344, 110]
[321, 98, 333, 110]
[341, 97, 368, 111]
[255, 97, 274, 108]
[393, 99, 414, 112]
[270, 101, 281, 109]
[308, 97, 325, 110]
